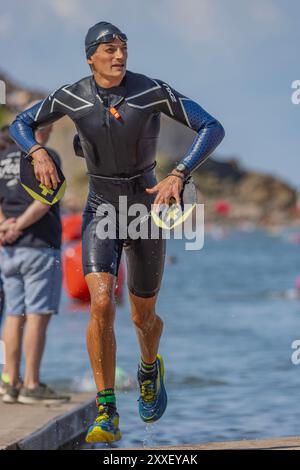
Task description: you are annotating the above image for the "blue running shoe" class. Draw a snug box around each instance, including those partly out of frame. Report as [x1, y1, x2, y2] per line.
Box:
[137, 354, 167, 423]
[85, 404, 122, 443]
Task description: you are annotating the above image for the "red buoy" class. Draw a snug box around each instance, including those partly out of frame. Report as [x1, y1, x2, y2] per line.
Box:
[63, 242, 90, 302]
[62, 213, 82, 243]
[214, 200, 231, 216]
[63, 241, 125, 303]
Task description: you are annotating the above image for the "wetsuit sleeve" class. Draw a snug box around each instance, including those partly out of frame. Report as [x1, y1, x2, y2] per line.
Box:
[153, 79, 225, 176]
[9, 85, 69, 153]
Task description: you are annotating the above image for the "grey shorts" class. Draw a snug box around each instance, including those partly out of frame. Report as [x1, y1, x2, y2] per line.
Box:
[0, 246, 62, 316]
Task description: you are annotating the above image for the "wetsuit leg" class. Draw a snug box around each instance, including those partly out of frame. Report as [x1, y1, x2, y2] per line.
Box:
[82, 195, 123, 277]
[124, 237, 166, 298]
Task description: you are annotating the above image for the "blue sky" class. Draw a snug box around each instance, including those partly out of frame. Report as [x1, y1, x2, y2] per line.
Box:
[1, 0, 299, 187]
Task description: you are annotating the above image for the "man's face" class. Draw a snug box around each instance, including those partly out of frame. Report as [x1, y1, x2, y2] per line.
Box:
[87, 38, 127, 81]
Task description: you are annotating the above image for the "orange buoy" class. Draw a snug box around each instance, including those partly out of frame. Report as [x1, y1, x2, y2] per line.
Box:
[63, 242, 90, 302]
[62, 213, 82, 243]
[63, 241, 125, 303]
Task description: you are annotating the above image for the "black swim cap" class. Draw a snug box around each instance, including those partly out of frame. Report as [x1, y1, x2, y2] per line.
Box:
[85, 22, 127, 59]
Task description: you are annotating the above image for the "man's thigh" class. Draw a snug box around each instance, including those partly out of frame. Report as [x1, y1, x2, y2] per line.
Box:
[124, 237, 166, 298]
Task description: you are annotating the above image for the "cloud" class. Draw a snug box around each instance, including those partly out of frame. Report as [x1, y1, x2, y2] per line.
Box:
[249, 0, 281, 25]
[46, 0, 91, 26]
[149, 0, 221, 44]
[148, 0, 285, 46]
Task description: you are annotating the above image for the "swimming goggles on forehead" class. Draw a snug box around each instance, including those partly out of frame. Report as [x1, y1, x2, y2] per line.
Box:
[94, 32, 128, 45]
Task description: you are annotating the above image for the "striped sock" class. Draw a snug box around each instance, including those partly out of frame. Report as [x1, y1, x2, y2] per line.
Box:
[140, 358, 157, 376]
[96, 389, 116, 412]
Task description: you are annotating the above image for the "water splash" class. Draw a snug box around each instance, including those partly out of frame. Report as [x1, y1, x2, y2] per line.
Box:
[142, 423, 156, 448]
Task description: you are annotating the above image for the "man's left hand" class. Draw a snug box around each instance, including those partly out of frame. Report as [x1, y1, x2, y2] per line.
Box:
[145, 171, 184, 212]
[0, 218, 16, 232]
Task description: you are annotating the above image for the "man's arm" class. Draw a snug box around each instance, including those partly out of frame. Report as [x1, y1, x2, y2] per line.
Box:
[9, 86, 68, 153]
[0, 206, 5, 224]
[153, 79, 225, 178]
[0, 201, 50, 245]
[9, 85, 69, 190]
[143, 78, 224, 208]
[0, 206, 6, 244]
[14, 200, 50, 231]
[0, 204, 21, 244]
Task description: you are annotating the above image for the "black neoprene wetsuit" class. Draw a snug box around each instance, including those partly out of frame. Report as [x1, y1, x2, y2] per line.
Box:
[9, 70, 224, 297]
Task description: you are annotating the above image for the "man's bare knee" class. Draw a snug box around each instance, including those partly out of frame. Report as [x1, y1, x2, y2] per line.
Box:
[90, 293, 115, 324]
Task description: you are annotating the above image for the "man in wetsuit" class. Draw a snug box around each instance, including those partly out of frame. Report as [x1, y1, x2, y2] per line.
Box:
[9, 21, 225, 443]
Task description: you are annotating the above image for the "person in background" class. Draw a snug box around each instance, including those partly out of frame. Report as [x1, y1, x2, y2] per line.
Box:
[0, 126, 12, 393]
[0, 123, 69, 404]
[0, 127, 10, 329]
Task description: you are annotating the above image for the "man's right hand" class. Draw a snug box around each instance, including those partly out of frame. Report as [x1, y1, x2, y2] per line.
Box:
[30, 145, 61, 190]
[2, 225, 23, 244]
[0, 219, 23, 244]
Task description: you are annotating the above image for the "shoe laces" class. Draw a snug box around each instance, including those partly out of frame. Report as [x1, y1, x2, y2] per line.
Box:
[140, 378, 157, 403]
[95, 404, 115, 423]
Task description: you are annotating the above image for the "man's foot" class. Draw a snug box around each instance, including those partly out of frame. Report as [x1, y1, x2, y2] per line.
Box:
[137, 354, 167, 423]
[3, 384, 20, 404]
[86, 404, 122, 443]
[17, 383, 70, 405]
